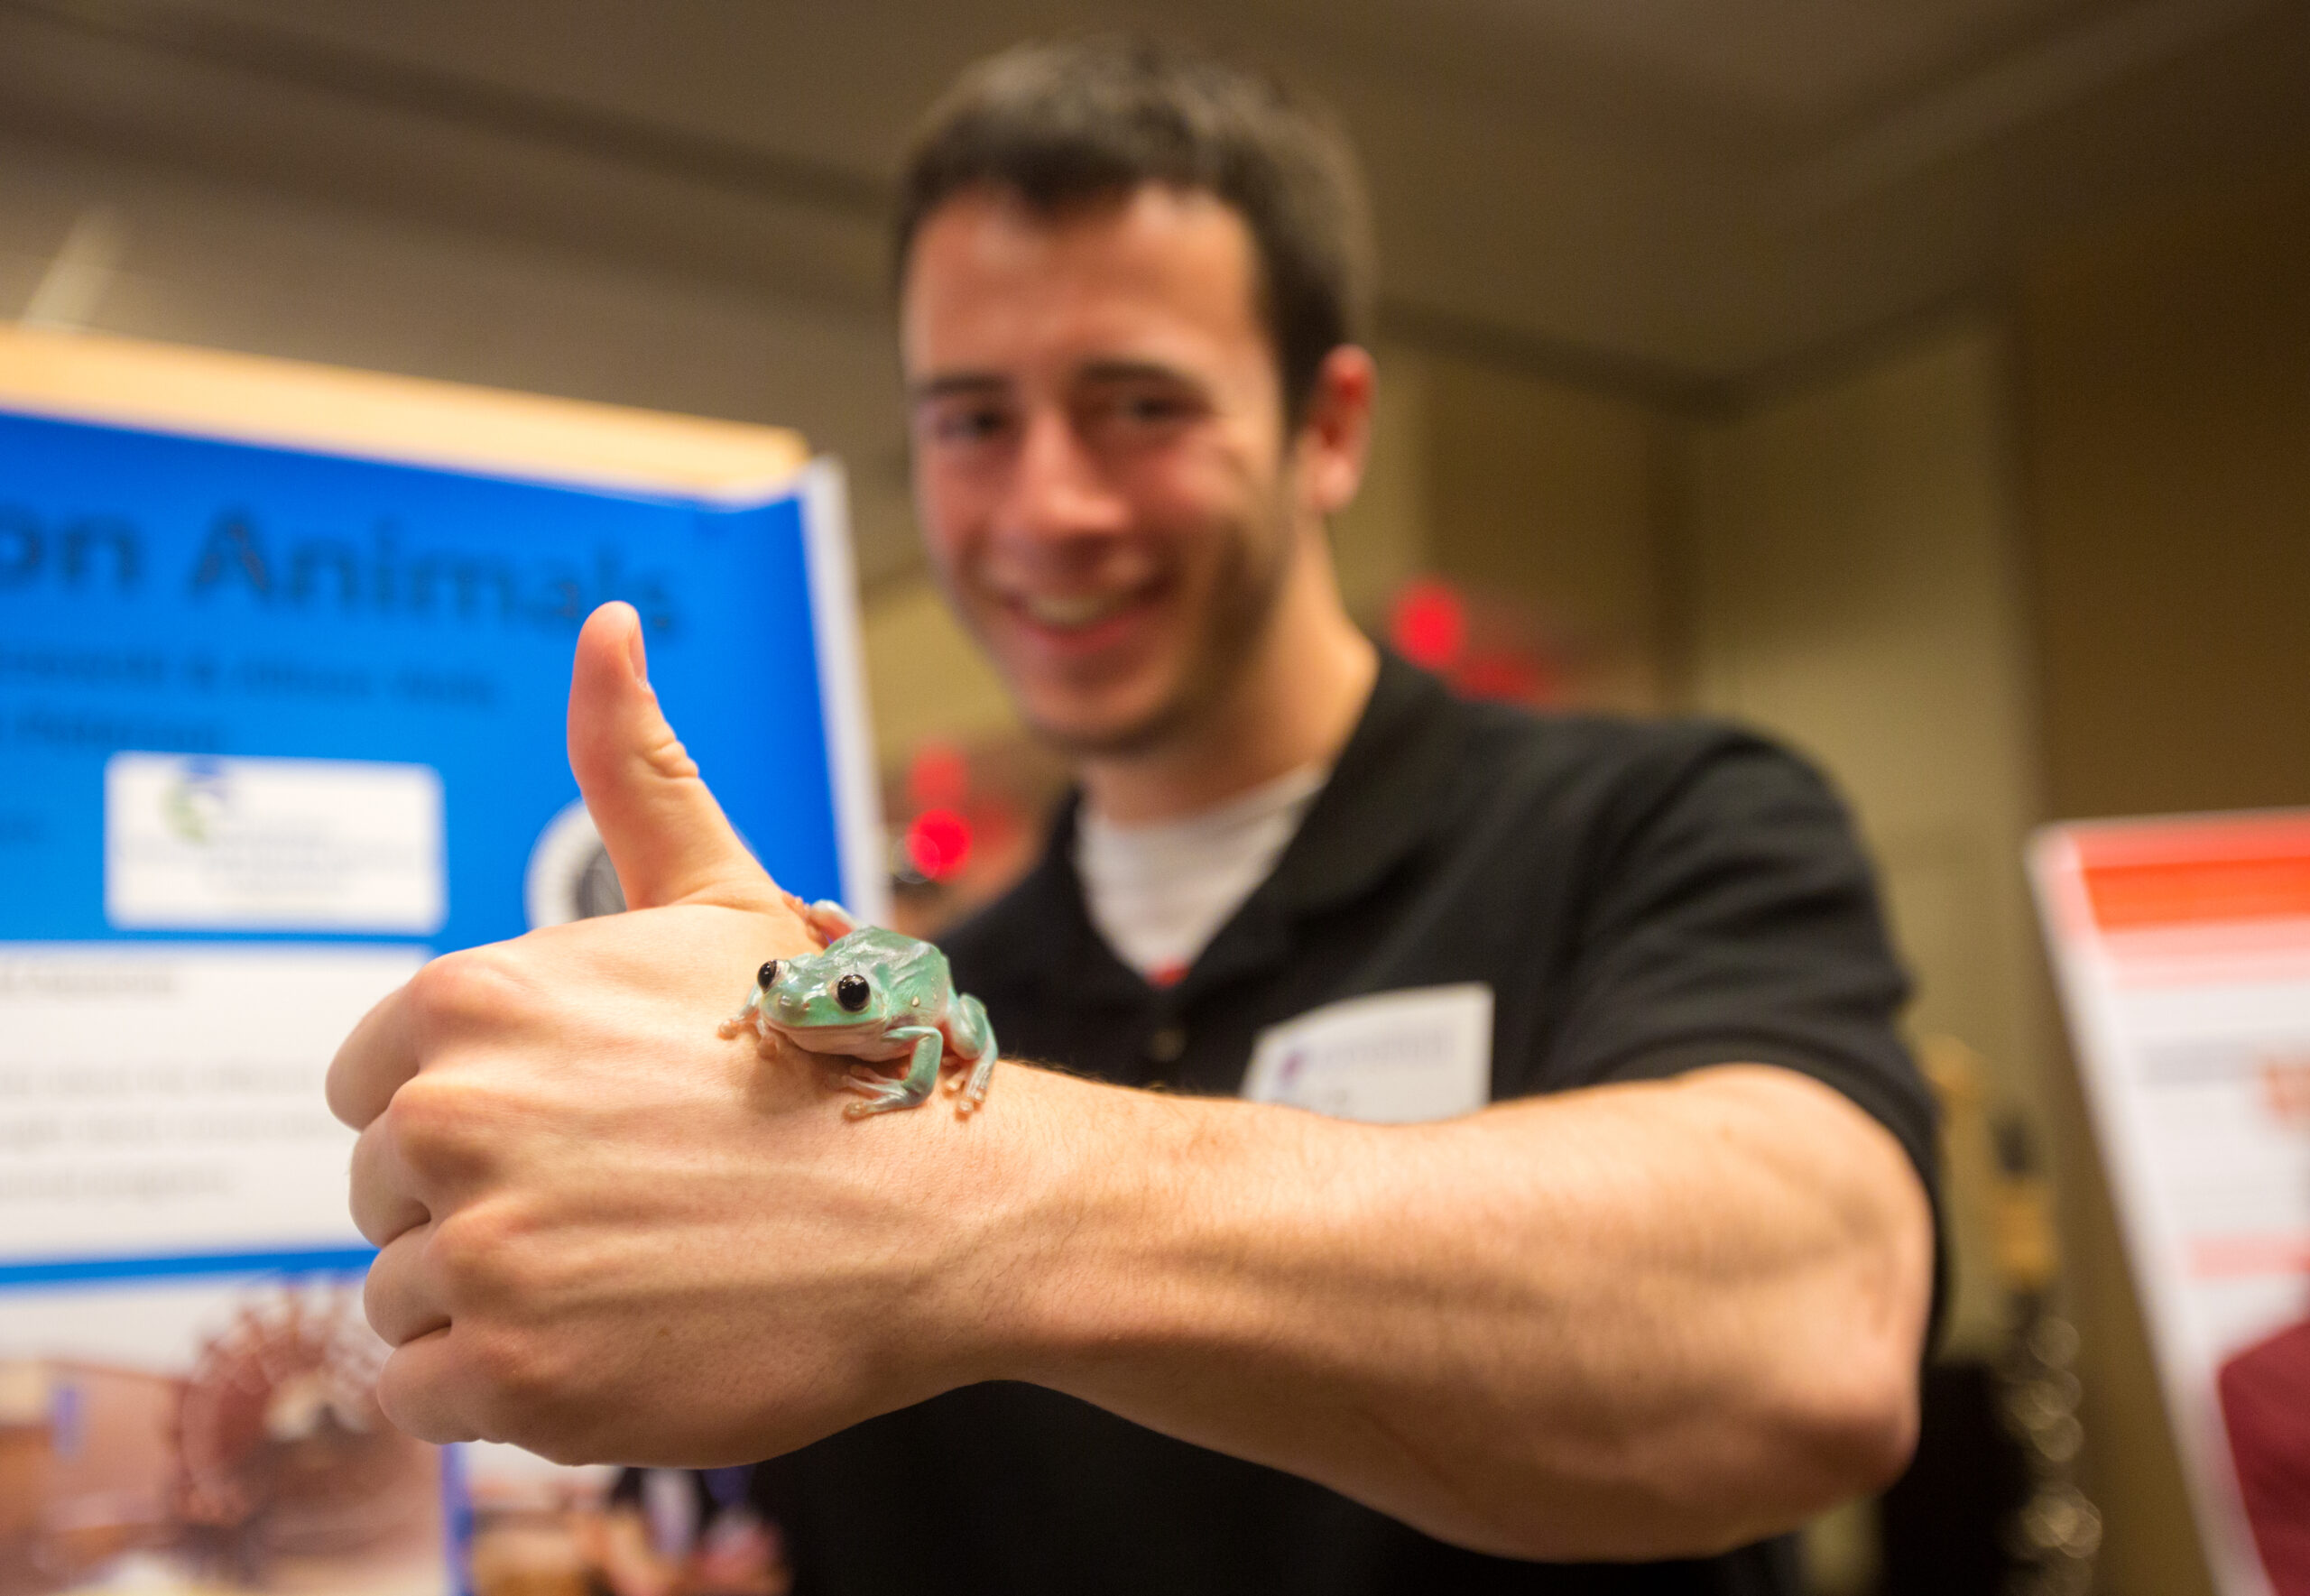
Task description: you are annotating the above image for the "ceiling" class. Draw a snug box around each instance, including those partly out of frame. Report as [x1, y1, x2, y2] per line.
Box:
[0, 0, 2303, 402]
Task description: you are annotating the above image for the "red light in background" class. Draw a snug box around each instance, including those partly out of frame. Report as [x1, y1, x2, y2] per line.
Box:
[905, 807, 974, 881]
[1389, 578, 1466, 670]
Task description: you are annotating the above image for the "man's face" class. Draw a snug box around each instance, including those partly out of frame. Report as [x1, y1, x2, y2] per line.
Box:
[901, 185, 1301, 756]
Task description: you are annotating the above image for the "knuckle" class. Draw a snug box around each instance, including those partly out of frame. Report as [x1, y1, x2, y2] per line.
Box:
[383, 1075, 486, 1178]
[465, 1327, 571, 1437]
[428, 1204, 522, 1303]
[405, 947, 526, 1033]
[641, 725, 700, 782]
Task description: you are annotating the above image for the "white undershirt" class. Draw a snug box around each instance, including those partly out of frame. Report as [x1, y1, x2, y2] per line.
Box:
[1074, 763, 1329, 986]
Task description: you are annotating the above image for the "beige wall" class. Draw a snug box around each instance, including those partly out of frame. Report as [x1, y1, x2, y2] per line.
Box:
[2021, 166, 2310, 823]
[1329, 342, 1435, 627]
[860, 579, 1019, 765]
[1424, 354, 1674, 711]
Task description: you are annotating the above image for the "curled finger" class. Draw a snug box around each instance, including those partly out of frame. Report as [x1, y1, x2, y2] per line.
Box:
[374, 1325, 486, 1446]
[363, 1224, 451, 1351]
[349, 1112, 431, 1249]
[327, 983, 420, 1130]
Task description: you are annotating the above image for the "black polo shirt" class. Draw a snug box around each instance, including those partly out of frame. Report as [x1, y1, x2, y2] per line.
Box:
[760, 651, 1936, 1596]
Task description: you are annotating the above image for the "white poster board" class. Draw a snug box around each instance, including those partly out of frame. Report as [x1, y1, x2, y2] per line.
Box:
[2031, 812, 2310, 1596]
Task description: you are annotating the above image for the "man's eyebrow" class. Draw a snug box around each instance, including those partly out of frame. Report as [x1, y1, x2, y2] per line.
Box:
[1076, 359, 1204, 389]
[909, 372, 1012, 404]
[910, 362, 1210, 405]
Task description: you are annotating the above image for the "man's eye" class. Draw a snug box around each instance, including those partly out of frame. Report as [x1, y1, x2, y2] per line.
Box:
[1074, 388, 1203, 442]
[1112, 392, 1190, 425]
[929, 405, 1012, 445]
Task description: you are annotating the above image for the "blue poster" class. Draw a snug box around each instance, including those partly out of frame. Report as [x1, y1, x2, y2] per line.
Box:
[0, 401, 880, 1595]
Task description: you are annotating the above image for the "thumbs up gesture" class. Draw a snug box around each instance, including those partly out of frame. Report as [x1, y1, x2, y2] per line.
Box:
[326, 603, 1025, 1463]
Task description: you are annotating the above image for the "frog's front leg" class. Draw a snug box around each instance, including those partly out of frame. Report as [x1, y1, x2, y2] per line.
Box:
[839, 1026, 944, 1118]
[716, 985, 765, 1042]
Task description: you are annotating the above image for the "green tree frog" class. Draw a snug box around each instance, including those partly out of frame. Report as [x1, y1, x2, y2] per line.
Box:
[719, 900, 996, 1117]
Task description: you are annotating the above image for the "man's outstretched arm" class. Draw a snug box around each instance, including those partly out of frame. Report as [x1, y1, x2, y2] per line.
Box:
[331, 602, 1931, 1564]
[983, 1060, 1932, 1561]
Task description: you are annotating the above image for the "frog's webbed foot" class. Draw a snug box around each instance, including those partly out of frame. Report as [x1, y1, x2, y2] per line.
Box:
[840, 1065, 934, 1118]
[839, 1027, 945, 1118]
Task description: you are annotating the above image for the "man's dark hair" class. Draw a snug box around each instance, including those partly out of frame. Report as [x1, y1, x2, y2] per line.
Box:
[896, 35, 1374, 428]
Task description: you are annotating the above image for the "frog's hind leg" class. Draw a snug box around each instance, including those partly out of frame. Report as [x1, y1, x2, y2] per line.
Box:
[944, 995, 997, 1116]
[840, 1027, 943, 1118]
[803, 899, 861, 946]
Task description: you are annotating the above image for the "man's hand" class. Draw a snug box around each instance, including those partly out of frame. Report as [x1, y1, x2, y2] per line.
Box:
[328, 602, 1019, 1464]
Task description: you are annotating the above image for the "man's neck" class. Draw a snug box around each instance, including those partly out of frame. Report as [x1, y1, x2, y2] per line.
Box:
[1077, 542, 1378, 827]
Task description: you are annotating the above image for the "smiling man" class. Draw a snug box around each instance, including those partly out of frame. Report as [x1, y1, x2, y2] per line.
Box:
[330, 36, 1937, 1596]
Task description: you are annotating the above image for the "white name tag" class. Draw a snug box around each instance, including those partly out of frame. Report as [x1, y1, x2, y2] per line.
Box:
[1243, 983, 1493, 1123]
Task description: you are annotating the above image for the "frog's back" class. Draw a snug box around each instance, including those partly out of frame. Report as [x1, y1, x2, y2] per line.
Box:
[830, 927, 948, 986]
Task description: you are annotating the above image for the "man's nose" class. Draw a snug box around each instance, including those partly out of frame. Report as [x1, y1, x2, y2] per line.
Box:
[998, 405, 1129, 543]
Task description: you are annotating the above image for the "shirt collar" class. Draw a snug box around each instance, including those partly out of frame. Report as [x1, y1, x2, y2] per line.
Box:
[1253, 647, 1465, 918]
[987, 648, 1466, 1001]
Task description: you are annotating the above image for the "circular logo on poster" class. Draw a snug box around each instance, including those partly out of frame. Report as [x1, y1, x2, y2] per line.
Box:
[162, 758, 234, 845]
[523, 799, 626, 928]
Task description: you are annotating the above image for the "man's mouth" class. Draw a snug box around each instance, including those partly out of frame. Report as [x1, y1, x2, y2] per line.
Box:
[1019, 590, 1136, 630]
[1001, 579, 1166, 641]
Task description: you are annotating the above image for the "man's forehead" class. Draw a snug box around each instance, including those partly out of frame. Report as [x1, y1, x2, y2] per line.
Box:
[900, 185, 1268, 377]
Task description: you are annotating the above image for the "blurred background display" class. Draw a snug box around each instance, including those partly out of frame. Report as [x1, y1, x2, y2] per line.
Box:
[0, 333, 872, 1596]
[0, 1, 2305, 1591]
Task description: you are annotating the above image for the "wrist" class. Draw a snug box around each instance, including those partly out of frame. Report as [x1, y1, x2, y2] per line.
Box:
[956, 1070, 1330, 1389]
[921, 1066, 1182, 1386]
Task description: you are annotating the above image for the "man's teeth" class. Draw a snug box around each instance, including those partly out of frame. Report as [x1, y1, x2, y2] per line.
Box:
[1022, 592, 1130, 628]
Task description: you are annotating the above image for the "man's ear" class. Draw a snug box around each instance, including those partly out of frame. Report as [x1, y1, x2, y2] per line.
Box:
[1295, 345, 1378, 518]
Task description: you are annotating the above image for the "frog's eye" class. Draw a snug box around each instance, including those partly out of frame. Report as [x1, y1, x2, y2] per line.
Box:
[756, 960, 781, 990]
[836, 973, 871, 1012]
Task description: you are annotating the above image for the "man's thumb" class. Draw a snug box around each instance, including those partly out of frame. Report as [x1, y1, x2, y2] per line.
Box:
[567, 602, 772, 911]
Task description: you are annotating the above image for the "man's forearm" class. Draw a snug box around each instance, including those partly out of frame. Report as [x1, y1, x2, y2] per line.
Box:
[971, 1063, 1934, 1561]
